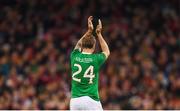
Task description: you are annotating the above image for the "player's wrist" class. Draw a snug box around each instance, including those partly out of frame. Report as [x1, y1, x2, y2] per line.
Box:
[96, 32, 102, 36]
[88, 29, 93, 33]
[85, 30, 92, 37]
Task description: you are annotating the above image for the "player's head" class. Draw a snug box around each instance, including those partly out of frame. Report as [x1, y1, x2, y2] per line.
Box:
[82, 35, 96, 52]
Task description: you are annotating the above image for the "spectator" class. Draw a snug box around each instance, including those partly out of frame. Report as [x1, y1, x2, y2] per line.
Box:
[0, 0, 179, 109]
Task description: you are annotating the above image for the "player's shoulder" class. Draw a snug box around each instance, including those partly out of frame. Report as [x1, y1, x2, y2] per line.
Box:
[93, 52, 106, 65]
[93, 52, 106, 60]
[71, 49, 81, 54]
[71, 49, 81, 58]
[94, 52, 106, 57]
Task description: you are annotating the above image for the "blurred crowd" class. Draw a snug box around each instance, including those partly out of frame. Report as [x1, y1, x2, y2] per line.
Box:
[0, 0, 179, 110]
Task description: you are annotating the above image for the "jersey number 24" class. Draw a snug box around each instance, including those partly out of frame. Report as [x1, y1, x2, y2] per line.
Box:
[72, 64, 95, 84]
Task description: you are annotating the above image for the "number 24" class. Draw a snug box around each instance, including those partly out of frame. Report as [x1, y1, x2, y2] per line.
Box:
[72, 64, 95, 84]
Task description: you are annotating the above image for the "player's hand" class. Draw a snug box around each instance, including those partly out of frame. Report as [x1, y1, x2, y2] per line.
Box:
[96, 19, 102, 34]
[88, 16, 93, 32]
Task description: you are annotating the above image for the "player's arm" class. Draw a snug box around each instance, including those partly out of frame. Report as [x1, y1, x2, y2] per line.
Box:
[96, 19, 110, 59]
[74, 16, 94, 50]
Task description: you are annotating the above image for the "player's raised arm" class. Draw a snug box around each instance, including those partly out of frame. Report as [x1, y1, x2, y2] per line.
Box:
[74, 16, 94, 50]
[96, 19, 110, 59]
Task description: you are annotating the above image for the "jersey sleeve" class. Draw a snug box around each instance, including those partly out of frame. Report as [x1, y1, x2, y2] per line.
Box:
[96, 52, 106, 66]
[70, 49, 80, 59]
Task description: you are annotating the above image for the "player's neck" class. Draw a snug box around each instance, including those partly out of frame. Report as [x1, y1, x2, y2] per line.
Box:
[82, 49, 93, 54]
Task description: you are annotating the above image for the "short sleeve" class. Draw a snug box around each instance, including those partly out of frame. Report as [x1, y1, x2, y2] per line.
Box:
[70, 49, 80, 59]
[96, 52, 106, 66]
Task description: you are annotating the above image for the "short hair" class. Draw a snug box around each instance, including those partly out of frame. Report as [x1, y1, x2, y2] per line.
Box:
[82, 35, 96, 49]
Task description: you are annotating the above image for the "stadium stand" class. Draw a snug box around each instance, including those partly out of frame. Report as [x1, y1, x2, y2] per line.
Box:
[0, 0, 179, 109]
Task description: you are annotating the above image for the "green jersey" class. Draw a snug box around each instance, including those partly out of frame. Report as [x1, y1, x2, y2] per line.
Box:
[70, 49, 106, 101]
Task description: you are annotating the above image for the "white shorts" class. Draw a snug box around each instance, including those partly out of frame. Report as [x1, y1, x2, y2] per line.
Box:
[70, 96, 103, 110]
